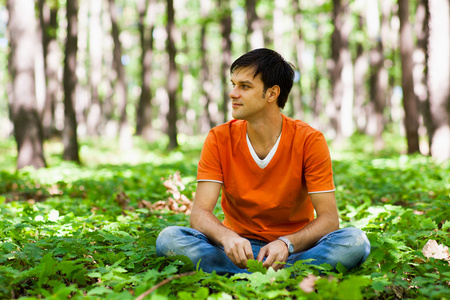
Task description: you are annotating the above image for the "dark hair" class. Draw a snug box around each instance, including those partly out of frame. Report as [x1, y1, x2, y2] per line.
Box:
[230, 48, 295, 109]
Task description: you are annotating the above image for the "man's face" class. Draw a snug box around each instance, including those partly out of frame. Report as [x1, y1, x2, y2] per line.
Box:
[229, 67, 268, 121]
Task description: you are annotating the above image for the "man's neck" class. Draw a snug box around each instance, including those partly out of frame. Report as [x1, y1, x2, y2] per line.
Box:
[246, 112, 283, 159]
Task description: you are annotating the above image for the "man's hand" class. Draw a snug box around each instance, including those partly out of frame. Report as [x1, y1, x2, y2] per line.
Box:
[222, 235, 254, 269]
[256, 239, 289, 271]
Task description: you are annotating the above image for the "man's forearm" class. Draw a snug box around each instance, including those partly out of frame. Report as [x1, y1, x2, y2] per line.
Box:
[191, 207, 255, 268]
[283, 191, 339, 253]
[190, 208, 239, 246]
[284, 212, 339, 253]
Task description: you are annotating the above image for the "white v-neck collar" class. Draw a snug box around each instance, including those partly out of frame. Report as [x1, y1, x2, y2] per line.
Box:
[246, 132, 282, 169]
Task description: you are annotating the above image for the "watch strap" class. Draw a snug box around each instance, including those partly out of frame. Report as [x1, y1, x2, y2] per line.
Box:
[278, 236, 294, 254]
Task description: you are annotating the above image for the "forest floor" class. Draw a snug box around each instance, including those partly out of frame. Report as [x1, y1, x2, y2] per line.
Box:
[0, 134, 449, 299]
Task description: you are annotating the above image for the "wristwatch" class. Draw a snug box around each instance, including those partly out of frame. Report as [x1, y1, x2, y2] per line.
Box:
[278, 236, 294, 254]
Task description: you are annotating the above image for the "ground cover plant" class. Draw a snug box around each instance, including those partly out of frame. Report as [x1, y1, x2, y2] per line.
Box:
[0, 135, 449, 299]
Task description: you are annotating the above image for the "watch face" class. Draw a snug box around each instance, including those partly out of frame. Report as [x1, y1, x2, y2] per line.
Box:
[288, 243, 294, 253]
[279, 237, 294, 253]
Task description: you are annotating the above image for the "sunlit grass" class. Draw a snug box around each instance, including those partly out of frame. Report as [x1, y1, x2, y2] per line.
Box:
[42, 133, 204, 168]
[0, 138, 16, 173]
[330, 131, 408, 161]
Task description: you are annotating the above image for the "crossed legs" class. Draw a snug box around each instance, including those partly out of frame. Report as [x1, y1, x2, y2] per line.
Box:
[156, 226, 370, 275]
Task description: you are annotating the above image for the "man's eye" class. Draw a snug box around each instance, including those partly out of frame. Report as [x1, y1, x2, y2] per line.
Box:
[242, 85, 249, 89]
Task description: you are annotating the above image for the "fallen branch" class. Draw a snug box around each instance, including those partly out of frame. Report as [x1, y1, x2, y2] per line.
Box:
[134, 271, 196, 300]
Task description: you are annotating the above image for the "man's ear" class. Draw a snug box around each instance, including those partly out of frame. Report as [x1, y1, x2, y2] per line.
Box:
[267, 85, 280, 103]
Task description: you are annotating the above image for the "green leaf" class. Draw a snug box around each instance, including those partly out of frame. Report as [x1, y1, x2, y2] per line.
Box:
[265, 289, 291, 299]
[38, 253, 57, 287]
[266, 267, 290, 282]
[336, 262, 347, 274]
[371, 277, 391, 292]
[424, 272, 440, 279]
[233, 272, 269, 288]
[246, 259, 266, 274]
[57, 260, 82, 276]
[87, 272, 102, 278]
[207, 292, 233, 300]
[194, 287, 209, 299]
[0, 242, 16, 252]
[441, 221, 450, 231]
[87, 286, 113, 296]
[166, 254, 194, 272]
[337, 276, 371, 299]
[177, 291, 193, 300]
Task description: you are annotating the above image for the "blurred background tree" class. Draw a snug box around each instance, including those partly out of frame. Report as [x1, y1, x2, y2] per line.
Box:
[6, 0, 47, 169]
[0, 0, 448, 169]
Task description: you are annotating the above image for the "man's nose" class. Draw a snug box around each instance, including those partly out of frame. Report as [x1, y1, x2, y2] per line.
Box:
[229, 86, 239, 99]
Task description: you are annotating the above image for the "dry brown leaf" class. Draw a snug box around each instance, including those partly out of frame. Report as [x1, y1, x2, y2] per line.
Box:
[298, 274, 318, 293]
[115, 191, 130, 209]
[412, 257, 426, 264]
[390, 285, 405, 299]
[138, 200, 153, 209]
[163, 171, 185, 194]
[138, 172, 192, 215]
[422, 239, 450, 261]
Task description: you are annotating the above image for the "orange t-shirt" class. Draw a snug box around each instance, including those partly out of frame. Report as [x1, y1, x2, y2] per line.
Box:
[197, 114, 335, 242]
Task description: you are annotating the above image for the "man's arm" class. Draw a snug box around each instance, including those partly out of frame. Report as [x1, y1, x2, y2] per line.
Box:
[190, 181, 254, 269]
[256, 191, 339, 270]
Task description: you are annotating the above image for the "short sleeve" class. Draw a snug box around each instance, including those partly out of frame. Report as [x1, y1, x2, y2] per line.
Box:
[197, 130, 224, 182]
[303, 132, 335, 193]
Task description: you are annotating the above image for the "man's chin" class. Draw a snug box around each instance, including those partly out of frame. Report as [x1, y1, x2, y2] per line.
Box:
[231, 113, 241, 120]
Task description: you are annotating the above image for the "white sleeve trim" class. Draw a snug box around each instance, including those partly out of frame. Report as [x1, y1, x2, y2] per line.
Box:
[308, 189, 336, 194]
[197, 179, 223, 184]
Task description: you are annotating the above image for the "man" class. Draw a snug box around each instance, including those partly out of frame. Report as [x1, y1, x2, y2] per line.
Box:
[156, 48, 370, 275]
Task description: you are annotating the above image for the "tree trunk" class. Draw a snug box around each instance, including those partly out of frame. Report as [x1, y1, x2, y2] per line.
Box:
[108, 0, 132, 150]
[330, 0, 354, 140]
[369, 41, 388, 150]
[367, 1, 388, 150]
[414, 0, 433, 154]
[273, 0, 285, 53]
[428, 0, 450, 161]
[200, 27, 211, 132]
[34, 2, 46, 130]
[102, 33, 115, 133]
[62, 0, 80, 162]
[220, 0, 232, 123]
[354, 16, 368, 133]
[311, 16, 326, 129]
[167, 0, 178, 149]
[246, 0, 264, 51]
[86, 0, 103, 136]
[7, 0, 46, 169]
[398, 0, 420, 154]
[136, 0, 155, 141]
[291, 0, 304, 120]
[38, 0, 59, 139]
[199, 1, 214, 130]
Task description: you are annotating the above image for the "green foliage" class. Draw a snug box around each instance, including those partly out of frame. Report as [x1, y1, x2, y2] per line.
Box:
[246, 259, 267, 274]
[0, 136, 449, 299]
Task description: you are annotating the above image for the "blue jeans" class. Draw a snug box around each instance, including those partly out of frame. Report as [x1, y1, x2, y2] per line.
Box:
[156, 226, 370, 275]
